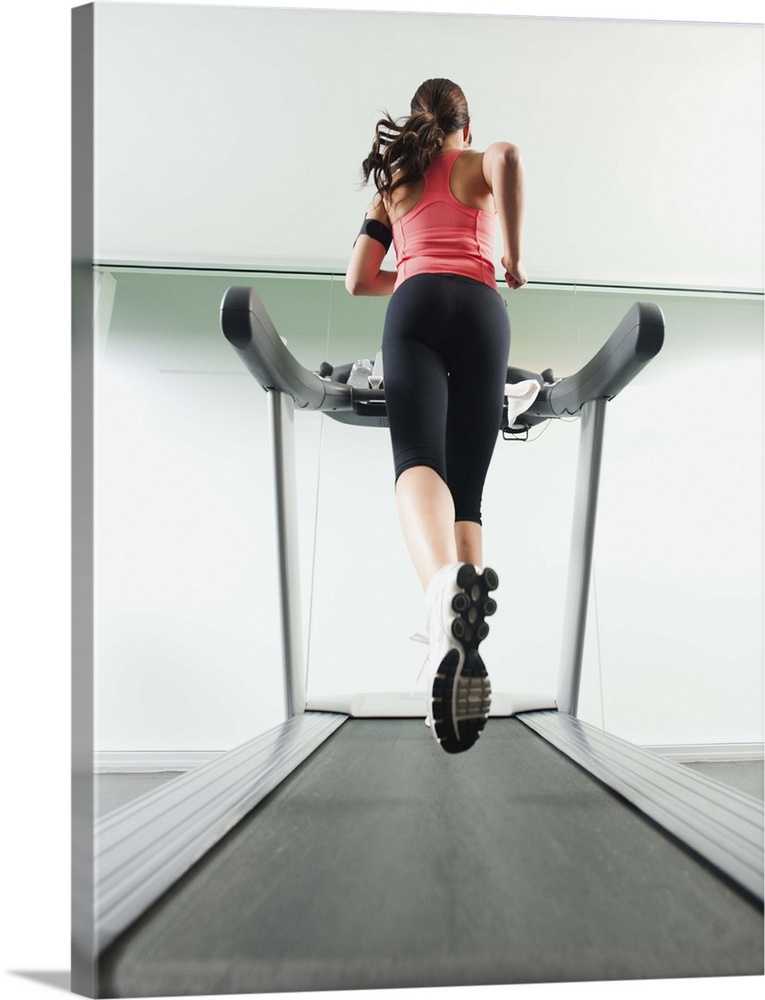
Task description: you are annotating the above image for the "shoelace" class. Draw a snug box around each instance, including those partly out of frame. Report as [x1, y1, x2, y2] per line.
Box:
[408, 631, 429, 697]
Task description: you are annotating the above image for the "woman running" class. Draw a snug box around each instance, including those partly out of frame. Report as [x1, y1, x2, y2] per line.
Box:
[346, 78, 527, 754]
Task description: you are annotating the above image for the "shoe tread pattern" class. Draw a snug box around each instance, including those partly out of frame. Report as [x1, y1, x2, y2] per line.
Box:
[431, 566, 498, 755]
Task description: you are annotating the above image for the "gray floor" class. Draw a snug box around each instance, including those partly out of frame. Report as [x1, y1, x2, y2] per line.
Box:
[97, 718, 763, 998]
[95, 772, 185, 819]
[682, 759, 763, 801]
[94, 749, 764, 819]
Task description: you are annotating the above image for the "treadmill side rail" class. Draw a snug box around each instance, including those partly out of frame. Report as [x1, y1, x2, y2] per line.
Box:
[521, 710, 764, 903]
[93, 712, 347, 955]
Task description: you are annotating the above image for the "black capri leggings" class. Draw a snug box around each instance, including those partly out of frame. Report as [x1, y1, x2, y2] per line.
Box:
[382, 273, 511, 525]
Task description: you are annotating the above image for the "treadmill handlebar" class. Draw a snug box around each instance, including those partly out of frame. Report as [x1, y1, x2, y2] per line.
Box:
[529, 300, 664, 421]
[220, 286, 664, 423]
[221, 285, 357, 412]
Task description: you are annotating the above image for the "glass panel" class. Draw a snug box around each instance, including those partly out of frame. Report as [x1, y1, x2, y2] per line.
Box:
[93, 266, 763, 768]
[93, 268, 330, 769]
[571, 288, 764, 744]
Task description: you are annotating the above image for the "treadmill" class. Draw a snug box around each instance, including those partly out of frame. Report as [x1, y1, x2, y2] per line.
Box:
[88, 287, 763, 997]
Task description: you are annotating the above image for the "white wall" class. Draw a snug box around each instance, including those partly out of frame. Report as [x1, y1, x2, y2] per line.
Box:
[93, 3, 763, 290]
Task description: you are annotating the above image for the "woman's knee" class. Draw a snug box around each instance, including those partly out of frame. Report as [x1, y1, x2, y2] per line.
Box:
[395, 459, 448, 489]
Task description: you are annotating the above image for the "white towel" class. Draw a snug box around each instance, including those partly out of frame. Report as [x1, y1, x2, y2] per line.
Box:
[368, 351, 385, 390]
[505, 379, 542, 426]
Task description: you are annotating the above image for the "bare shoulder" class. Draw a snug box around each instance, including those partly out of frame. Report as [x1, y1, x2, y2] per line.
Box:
[481, 142, 523, 193]
[450, 149, 493, 208]
[482, 142, 522, 168]
[451, 148, 488, 177]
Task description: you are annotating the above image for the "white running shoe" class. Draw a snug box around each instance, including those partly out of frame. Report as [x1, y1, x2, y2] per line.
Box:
[423, 562, 498, 754]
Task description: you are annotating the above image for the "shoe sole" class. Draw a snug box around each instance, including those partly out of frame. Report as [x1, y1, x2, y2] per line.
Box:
[431, 564, 498, 754]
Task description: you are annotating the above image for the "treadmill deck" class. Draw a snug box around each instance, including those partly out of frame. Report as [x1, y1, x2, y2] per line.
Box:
[99, 717, 764, 997]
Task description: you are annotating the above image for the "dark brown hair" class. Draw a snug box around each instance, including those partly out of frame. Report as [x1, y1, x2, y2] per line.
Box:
[361, 79, 470, 199]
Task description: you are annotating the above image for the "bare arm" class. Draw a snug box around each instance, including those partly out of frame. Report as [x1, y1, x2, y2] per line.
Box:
[482, 142, 527, 290]
[345, 196, 397, 296]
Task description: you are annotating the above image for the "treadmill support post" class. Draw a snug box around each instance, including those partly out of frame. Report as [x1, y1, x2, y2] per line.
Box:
[269, 390, 306, 717]
[557, 396, 607, 716]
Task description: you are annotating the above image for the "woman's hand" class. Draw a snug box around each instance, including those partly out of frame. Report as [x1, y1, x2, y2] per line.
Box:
[502, 257, 527, 290]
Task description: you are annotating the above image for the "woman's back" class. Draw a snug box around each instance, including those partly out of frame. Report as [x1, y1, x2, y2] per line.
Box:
[387, 149, 498, 291]
[384, 148, 494, 224]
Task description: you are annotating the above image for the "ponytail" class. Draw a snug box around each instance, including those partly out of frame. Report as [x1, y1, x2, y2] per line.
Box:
[361, 110, 445, 199]
[361, 79, 470, 200]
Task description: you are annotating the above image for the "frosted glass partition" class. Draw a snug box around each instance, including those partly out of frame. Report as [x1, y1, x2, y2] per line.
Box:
[94, 268, 763, 755]
[94, 268, 333, 754]
[569, 289, 764, 744]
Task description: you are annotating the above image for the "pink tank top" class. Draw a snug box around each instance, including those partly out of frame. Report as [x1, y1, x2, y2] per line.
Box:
[392, 150, 497, 292]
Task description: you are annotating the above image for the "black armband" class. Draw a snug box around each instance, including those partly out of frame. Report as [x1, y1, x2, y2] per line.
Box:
[354, 216, 392, 251]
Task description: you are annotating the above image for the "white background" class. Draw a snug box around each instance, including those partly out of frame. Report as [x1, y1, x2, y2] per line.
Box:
[92, 5, 762, 290]
[2, 3, 763, 1000]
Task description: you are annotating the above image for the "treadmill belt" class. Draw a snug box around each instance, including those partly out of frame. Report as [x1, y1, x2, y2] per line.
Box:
[99, 718, 764, 996]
